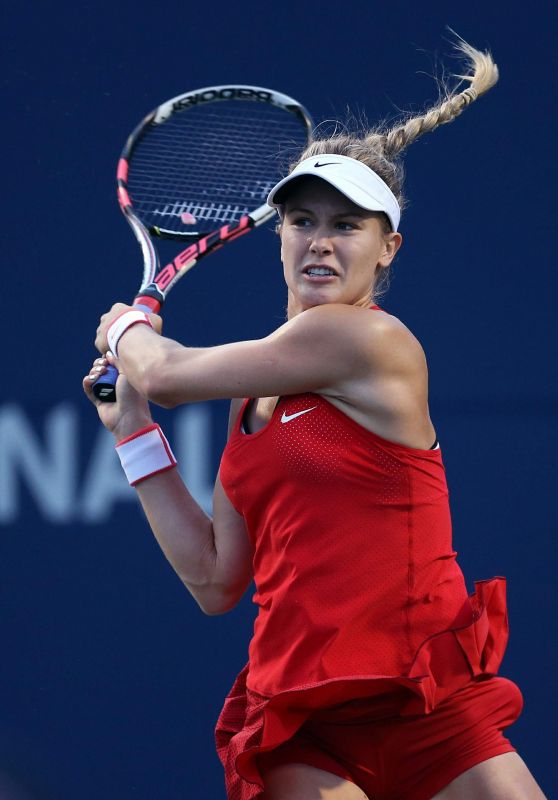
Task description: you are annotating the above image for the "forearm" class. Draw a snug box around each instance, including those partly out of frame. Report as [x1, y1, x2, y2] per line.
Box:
[114, 326, 263, 406]
[85, 354, 247, 614]
[114, 325, 185, 404]
[133, 468, 223, 611]
[112, 416, 228, 613]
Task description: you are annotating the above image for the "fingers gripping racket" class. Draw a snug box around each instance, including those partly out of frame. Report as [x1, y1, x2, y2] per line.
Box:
[93, 84, 314, 402]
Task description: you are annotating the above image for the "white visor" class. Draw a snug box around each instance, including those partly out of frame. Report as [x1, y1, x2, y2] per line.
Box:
[267, 154, 401, 232]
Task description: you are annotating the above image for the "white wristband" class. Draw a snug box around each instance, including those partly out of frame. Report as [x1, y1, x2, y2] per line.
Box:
[107, 309, 153, 356]
[115, 424, 177, 487]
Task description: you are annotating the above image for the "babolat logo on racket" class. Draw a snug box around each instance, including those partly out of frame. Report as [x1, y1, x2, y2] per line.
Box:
[172, 87, 273, 112]
[154, 87, 274, 123]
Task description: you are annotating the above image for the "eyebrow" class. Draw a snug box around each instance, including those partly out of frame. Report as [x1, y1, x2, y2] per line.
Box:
[285, 206, 313, 215]
[286, 206, 366, 219]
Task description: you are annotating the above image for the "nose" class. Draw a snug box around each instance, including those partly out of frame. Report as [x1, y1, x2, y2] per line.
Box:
[309, 228, 333, 255]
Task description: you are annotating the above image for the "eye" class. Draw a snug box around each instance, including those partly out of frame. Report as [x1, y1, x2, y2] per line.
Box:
[291, 216, 312, 228]
[335, 221, 357, 231]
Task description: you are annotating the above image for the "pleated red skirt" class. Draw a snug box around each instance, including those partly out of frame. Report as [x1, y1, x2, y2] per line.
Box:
[215, 578, 521, 800]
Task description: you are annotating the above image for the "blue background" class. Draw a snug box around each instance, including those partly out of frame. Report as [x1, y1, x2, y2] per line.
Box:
[3, 1, 556, 797]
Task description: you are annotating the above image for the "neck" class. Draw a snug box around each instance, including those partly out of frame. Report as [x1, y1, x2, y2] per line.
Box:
[287, 292, 375, 319]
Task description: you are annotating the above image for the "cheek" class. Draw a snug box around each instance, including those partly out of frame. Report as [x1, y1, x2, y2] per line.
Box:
[280, 233, 301, 266]
[350, 246, 376, 275]
[356, 239, 382, 269]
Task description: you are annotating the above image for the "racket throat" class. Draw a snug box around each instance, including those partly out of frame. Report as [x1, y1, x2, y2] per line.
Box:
[135, 283, 165, 314]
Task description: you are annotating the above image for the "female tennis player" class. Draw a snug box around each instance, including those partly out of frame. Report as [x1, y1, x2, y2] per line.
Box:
[84, 38, 547, 800]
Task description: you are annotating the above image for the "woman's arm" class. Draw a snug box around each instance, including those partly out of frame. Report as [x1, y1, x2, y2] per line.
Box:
[132, 467, 254, 615]
[96, 301, 417, 408]
[83, 363, 253, 615]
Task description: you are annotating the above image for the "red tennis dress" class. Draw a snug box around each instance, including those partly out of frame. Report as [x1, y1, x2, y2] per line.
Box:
[216, 343, 513, 798]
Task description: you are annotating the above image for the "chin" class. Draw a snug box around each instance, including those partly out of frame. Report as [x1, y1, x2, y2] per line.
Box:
[302, 296, 337, 310]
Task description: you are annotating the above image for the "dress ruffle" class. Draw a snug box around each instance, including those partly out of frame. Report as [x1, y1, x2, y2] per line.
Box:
[215, 577, 508, 800]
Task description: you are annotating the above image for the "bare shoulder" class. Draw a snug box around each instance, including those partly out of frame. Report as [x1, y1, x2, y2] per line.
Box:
[287, 303, 427, 376]
[288, 305, 433, 443]
[367, 307, 428, 375]
[287, 302, 418, 340]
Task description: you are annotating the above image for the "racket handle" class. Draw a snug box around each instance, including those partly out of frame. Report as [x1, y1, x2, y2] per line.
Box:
[92, 298, 161, 403]
[92, 365, 120, 402]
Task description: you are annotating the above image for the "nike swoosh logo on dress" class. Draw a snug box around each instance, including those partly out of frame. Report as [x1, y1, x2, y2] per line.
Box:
[281, 407, 318, 423]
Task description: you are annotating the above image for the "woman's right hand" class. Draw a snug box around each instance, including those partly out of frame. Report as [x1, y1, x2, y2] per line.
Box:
[83, 356, 153, 441]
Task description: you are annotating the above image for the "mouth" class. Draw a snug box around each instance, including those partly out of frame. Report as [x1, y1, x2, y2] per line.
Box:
[302, 264, 339, 278]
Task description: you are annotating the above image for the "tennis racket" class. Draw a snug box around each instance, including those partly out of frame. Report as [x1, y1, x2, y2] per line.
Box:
[93, 84, 314, 402]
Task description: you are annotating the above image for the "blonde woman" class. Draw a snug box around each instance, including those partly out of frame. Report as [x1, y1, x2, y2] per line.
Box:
[85, 36, 546, 800]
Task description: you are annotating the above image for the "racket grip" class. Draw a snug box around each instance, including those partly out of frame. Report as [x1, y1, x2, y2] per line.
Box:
[92, 299, 161, 403]
[92, 365, 119, 402]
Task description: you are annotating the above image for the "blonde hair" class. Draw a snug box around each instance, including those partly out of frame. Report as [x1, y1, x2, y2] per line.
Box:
[291, 34, 499, 297]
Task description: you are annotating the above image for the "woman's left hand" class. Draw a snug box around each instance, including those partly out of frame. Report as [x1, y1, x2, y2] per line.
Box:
[83, 354, 153, 439]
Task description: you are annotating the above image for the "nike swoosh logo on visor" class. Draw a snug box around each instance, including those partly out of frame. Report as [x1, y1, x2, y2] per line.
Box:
[281, 406, 318, 423]
[314, 161, 339, 168]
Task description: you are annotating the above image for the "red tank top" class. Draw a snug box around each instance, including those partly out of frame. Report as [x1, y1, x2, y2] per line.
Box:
[219, 391, 473, 697]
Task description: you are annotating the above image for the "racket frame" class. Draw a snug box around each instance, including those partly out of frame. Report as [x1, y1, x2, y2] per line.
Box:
[93, 84, 313, 400]
[116, 85, 314, 311]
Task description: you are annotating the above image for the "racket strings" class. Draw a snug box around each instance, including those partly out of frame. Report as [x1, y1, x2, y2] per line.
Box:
[126, 101, 309, 234]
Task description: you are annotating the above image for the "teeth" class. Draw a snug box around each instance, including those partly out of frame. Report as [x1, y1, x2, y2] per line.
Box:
[307, 267, 335, 276]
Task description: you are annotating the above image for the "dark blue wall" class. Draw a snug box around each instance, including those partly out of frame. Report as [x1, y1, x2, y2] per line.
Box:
[3, 1, 556, 797]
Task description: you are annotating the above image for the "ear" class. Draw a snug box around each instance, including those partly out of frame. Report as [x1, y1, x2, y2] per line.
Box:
[378, 232, 403, 267]
[277, 222, 284, 263]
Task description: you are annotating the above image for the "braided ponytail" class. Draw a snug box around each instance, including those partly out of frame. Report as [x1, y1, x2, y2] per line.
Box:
[288, 34, 498, 300]
[296, 34, 499, 217]
[381, 35, 499, 159]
